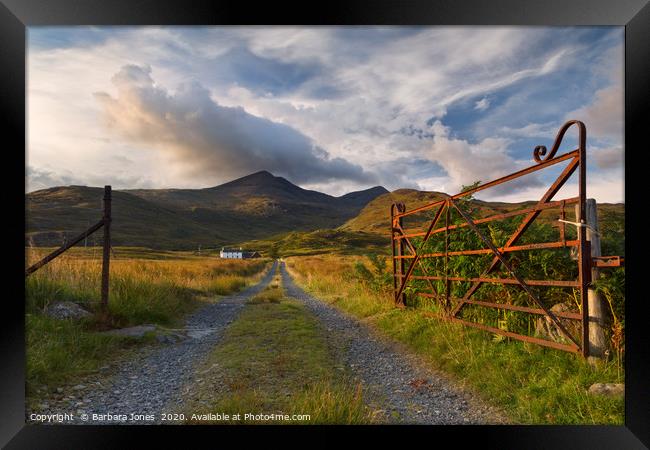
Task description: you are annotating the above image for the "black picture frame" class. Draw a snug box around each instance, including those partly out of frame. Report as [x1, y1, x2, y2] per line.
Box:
[1, 1, 647, 448]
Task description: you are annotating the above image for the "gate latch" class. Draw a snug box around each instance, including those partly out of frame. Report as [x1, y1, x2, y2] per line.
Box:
[592, 256, 624, 268]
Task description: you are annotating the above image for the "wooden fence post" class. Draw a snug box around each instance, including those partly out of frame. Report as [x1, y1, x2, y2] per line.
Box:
[577, 200, 607, 360]
[586, 199, 607, 360]
[101, 185, 112, 311]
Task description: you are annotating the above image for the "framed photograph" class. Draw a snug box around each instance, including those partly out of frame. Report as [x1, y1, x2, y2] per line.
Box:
[2, 0, 648, 447]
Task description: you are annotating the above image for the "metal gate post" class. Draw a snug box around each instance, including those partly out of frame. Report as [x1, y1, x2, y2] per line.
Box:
[391, 204, 398, 301]
[398, 205, 407, 306]
[576, 124, 590, 357]
[444, 200, 450, 310]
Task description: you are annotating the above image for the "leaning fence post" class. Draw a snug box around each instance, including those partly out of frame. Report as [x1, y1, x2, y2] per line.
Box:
[585, 199, 607, 360]
[101, 185, 112, 311]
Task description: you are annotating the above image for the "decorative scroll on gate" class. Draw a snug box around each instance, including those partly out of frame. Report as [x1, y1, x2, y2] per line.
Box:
[390, 120, 623, 357]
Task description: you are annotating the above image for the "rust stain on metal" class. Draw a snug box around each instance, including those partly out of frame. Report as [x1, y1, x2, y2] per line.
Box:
[389, 121, 624, 357]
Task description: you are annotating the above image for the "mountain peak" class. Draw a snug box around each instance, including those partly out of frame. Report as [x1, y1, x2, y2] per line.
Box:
[227, 170, 278, 184]
[247, 170, 275, 179]
[207, 170, 283, 190]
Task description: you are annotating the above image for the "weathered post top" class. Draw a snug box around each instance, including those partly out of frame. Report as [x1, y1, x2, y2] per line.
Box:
[103, 185, 112, 221]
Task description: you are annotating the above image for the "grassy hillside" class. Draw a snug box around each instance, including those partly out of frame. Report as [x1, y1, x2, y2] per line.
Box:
[26, 186, 221, 250]
[126, 171, 388, 234]
[26, 172, 388, 250]
[340, 189, 448, 234]
[341, 189, 625, 255]
[596, 203, 625, 256]
[26, 175, 623, 256]
[239, 229, 388, 258]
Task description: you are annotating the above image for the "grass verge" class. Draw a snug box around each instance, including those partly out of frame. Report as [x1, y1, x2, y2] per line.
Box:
[285, 254, 624, 425]
[25, 247, 271, 403]
[182, 271, 375, 424]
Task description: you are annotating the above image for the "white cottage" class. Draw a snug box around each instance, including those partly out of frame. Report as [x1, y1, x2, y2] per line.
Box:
[219, 247, 261, 259]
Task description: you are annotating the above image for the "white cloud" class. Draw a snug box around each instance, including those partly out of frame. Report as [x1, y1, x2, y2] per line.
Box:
[565, 84, 623, 142]
[474, 97, 490, 111]
[480, 164, 624, 204]
[425, 120, 541, 194]
[26, 26, 624, 202]
[497, 122, 557, 138]
[565, 39, 623, 143]
[94, 64, 373, 185]
[592, 146, 624, 169]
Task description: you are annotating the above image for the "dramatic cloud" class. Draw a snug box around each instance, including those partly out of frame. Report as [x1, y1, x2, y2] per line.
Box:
[94, 65, 373, 185]
[425, 120, 543, 194]
[565, 37, 624, 143]
[593, 147, 624, 169]
[565, 84, 623, 141]
[27, 27, 624, 202]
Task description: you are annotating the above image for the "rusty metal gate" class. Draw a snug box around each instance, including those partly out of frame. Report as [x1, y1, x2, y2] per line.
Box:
[390, 120, 623, 356]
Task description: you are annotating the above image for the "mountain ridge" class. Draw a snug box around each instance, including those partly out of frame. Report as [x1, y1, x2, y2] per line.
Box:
[26, 171, 623, 254]
[26, 171, 389, 249]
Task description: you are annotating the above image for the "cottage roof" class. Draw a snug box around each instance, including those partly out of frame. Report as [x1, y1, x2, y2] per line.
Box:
[220, 248, 259, 255]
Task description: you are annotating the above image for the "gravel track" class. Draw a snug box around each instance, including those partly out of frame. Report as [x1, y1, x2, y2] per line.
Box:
[280, 262, 506, 425]
[49, 261, 278, 425]
[32, 259, 506, 425]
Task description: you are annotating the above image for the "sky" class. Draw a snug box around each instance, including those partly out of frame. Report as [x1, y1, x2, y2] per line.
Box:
[27, 26, 624, 202]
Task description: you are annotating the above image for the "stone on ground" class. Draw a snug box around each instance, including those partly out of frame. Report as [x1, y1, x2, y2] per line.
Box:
[587, 383, 624, 397]
[45, 301, 92, 320]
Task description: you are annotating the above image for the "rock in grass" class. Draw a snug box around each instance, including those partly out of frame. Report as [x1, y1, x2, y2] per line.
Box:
[534, 302, 581, 342]
[44, 302, 91, 320]
[588, 383, 624, 397]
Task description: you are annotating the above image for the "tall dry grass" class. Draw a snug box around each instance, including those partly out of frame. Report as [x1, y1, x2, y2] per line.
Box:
[286, 254, 394, 319]
[25, 247, 270, 394]
[26, 247, 270, 325]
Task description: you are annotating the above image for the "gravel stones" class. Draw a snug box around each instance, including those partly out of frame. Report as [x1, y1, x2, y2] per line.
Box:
[279, 262, 506, 425]
[30, 261, 277, 425]
[29, 261, 508, 425]
[100, 325, 156, 338]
